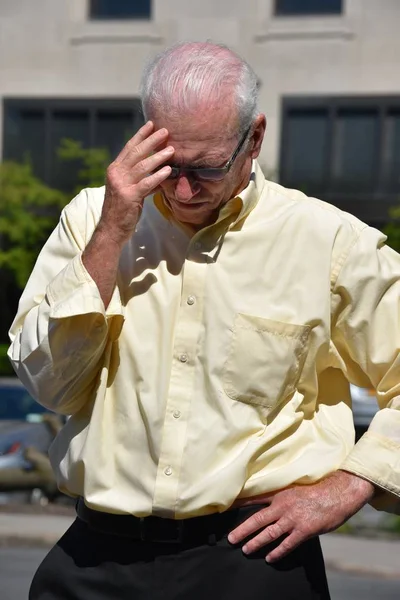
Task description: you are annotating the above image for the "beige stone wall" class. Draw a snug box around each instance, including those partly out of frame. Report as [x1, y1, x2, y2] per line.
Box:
[0, 0, 399, 174]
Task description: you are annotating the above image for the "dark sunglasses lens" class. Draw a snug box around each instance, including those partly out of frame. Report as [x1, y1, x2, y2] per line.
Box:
[165, 167, 226, 181]
[195, 169, 226, 181]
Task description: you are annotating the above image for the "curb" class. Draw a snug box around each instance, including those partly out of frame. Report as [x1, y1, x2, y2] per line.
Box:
[0, 512, 74, 549]
[0, 535, 56, 548]
[324, 559, 400, 580]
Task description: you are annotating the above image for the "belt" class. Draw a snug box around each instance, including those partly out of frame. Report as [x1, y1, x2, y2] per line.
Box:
[76, 498, 260, 545]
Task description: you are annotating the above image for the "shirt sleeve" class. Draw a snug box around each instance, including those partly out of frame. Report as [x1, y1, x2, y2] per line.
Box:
[8, 188, 124, 416]
[331, 225, 400, 513]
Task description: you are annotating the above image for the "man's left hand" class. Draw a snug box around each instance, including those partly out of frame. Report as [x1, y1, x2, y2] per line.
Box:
[228, 470, 375, 562]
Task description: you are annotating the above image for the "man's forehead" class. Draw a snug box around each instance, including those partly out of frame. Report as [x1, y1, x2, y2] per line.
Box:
[152, 106, 240, 165]
[152, 101, 239, 139]
[164, 127, 236, 144]
[157, 119, 236, 140]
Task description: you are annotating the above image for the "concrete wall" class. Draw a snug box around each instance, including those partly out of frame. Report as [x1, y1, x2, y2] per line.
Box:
[0, 0, 399, 174]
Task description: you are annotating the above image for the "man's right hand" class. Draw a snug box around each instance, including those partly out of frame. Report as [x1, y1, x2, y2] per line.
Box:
[99, 120, 174, 247]
[82, 121, 173, 308]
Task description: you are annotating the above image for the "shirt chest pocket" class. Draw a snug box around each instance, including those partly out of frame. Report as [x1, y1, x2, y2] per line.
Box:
[223, 313, 310, 409]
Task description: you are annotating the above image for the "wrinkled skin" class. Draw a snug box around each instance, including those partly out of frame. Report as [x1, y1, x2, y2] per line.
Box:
[228, 469, 376, 562]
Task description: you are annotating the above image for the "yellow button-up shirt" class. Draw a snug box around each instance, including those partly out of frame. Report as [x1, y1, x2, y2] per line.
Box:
[8, 161, 400, 517]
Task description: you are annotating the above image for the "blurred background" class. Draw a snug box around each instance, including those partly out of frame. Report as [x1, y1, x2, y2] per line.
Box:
[0, 0, 399, 509]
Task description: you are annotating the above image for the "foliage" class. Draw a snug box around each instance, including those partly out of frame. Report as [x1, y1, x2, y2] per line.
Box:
[384, 515, 400, 534]
[0, 161, 67, 288]
[57, 139, 110, 193]
[0, 344, 14, 376]
[0, 140, 110, 294]
[383, 205, 400, 253]
[333, 522, 354, 535]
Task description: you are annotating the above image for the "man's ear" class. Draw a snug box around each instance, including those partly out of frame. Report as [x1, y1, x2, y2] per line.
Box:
[250, 114, 266, 159]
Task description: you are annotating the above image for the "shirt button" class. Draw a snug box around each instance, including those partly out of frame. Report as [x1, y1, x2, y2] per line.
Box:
[164, 466, 173, 476]
[187, 296, 195, 305]
[173, 410, 181, 419]
[179, 353, 188, 363]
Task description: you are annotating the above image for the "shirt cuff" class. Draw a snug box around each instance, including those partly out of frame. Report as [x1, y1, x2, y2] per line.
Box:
[340, 409, 400, 513]
[47, 253, 123, 321]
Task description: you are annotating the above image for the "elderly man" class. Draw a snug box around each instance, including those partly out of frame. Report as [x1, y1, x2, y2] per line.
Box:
[9, 42, 400, 600]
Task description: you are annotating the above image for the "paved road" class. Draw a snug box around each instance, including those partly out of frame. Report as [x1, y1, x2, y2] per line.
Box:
[1, 546, 399, 600]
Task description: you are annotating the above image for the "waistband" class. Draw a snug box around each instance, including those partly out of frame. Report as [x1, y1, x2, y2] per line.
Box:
[76, 498, 263, 545]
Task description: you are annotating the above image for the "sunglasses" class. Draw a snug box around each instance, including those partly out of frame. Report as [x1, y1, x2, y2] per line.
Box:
[165, 126, 251, 182]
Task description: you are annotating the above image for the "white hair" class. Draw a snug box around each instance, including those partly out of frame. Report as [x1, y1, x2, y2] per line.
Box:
[140, 41, 260, 138]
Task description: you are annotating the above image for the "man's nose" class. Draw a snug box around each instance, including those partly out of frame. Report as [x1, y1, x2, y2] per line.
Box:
[174, 174, 201, 203]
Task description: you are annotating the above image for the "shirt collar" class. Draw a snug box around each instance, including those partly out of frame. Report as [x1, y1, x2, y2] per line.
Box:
[153, 160, 265, 258]
[231, 159, 265, 231]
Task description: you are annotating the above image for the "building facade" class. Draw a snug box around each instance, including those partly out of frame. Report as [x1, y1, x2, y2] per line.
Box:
[1, 0, 400, 225]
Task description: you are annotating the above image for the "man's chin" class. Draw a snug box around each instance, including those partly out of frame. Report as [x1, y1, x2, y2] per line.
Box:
[171, 206, 214, 225]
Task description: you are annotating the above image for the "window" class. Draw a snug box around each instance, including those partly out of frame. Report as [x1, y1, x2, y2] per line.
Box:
[275, 0, 342, 16]
[332, 109, 379, 193]
[280, 97, 400, 225]
[89, 0, 151, 20]
[3, 99, 144, 193]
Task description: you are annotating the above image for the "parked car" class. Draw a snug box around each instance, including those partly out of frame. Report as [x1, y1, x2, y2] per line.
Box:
[0, 377, 64, 505]
[350, 384, 379, 440]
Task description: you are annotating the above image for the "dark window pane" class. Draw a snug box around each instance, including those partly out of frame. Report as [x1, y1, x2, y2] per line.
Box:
[275, 0, 342, 15]
[96, 111, 136, 160]
[50, 111, 90, 192]
[3, 109, 46, 180]
[283, 109, 329, 193]
[332, 110, 379, 192]
[385, 112, 400, 192]
[90, 0, 151, 19]
[3, 100, 145, 193]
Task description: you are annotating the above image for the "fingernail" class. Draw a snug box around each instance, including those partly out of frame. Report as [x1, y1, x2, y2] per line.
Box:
[227, 533, 235, 544]
[242, 544, 249, 554]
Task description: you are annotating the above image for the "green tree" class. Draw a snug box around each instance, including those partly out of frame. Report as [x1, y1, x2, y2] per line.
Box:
[0, 140, 110, 290]
[57, 139, 110, 193]
[383, 205, 400, 253]
[0, 161, 67, 288]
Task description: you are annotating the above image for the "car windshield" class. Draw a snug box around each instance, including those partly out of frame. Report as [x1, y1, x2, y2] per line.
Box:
[0, 386, 47, 421]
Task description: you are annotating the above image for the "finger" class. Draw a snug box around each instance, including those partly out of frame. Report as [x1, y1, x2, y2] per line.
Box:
[134, 165, 172, 197]
[265, 530, 304, 563]
[228, 507, 277, 544]
[130, 146, 175, 183]
[241, 519, 291, 555]
[232, 493, 274, 508]
[120, 127, 169, 169]
[116, 121, 155, 162]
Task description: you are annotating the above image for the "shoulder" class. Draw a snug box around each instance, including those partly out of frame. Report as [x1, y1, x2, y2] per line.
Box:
[264, 180, 365, 234]
[63, 186, 105, 221]
[60, 186, 106, 244]
[263, 179, 373, 250]
[256, 179, 389, 278]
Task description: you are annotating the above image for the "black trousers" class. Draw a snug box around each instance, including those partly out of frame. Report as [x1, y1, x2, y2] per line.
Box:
[30, 506, 331, 600]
